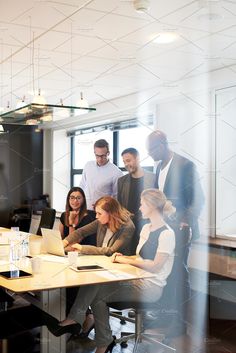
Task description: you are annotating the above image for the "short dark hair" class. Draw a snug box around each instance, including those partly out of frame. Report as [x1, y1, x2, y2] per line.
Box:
[121, 147, 139, 157]
[94, 139, 109, 151]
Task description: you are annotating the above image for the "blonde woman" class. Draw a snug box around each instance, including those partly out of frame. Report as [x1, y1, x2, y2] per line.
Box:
[53, 189, 175, 353]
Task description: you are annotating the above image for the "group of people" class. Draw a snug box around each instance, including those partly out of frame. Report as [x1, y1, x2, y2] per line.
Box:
[53, 130, 204, 353]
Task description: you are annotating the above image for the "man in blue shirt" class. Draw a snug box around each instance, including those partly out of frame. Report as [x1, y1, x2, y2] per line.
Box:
[80, 139, 123, 210]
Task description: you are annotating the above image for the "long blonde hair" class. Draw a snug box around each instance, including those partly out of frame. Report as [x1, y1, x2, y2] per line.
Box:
[94, 196, 131, 233]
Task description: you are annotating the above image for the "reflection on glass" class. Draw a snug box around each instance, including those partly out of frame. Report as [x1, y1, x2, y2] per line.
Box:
[73, 130, 113, 169]
[118, 126, 154, 167]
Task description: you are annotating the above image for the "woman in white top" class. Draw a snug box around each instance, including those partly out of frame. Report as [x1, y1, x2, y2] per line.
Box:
[53, 189, 176, 353]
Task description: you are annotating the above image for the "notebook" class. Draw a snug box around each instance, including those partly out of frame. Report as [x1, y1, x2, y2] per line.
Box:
[41, 228, 66, 257]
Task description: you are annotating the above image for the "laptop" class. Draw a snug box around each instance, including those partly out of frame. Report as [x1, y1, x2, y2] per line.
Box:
[41, 228, 66, 257]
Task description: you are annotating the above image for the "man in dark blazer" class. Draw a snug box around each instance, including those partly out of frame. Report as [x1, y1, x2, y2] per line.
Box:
[147, 130, 204, 240]
[146, 130, 204, 336]
[117, 148, 155, 254]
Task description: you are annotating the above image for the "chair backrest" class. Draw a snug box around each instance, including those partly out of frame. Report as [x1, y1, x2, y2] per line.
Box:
[36, 208, 56, 236]
[0, 209, 12, 228]
[157, 227, 190, 310]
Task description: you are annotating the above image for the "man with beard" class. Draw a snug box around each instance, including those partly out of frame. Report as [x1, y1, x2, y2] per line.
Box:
[117, 148, 155, 254]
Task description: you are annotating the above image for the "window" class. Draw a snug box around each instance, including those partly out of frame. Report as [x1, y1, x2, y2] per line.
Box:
[71, 122, 154, 187]
[118, 126, 154, 168]
[73, 130, 113, 169]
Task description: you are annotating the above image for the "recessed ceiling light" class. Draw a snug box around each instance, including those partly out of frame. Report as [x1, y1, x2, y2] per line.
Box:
[153, 32, 179, 44]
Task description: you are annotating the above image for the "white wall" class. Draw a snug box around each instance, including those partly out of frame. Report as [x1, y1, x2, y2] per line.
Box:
[51, 130, 71, 212]
[215, 86, 236, 236]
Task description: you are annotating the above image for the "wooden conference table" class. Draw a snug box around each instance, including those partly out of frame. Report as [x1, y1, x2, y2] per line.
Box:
[0, 231, 154, 353]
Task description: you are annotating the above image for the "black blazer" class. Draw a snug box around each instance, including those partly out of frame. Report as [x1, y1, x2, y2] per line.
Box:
[117, 170, 155, 210]
[155, 153, 204, 239]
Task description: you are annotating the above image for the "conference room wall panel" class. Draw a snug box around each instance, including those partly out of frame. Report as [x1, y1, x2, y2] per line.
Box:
[0, 125, 43, 209]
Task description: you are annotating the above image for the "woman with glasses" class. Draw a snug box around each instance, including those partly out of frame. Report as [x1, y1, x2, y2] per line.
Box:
[59, 186, 97, 335]
[59, 187, 96, 246]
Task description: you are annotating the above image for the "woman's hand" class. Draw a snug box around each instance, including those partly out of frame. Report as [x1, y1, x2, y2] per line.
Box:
[65, 244, 76, 252]
[111, 252, 121, 262]
[114, 255, 131, 264]
[111, 252, 127, 263]
[69, 210, 79, 225]
[71, 243, 82, 252]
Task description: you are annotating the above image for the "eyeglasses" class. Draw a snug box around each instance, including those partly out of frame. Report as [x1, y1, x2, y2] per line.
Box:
[95, 154, 108, 159]
[69, 196, 82, 201]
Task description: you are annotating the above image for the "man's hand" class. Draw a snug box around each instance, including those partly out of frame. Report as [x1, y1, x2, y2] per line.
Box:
[179, 222, 189, 230]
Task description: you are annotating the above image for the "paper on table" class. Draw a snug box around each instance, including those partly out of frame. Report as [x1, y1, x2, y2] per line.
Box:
[0, 260, 9, 265]
[95, 269, 134, 280]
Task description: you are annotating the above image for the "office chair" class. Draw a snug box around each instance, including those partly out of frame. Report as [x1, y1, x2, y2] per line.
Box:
[108, 228, 191, 352]
[0, 209, 12, 228]
[0, 288, 14, 312]
[36, 208, 56, 236]
[108, 294, 176, 352]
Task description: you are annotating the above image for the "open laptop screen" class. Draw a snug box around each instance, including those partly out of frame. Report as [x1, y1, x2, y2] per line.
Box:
[41, 228, 66, 257]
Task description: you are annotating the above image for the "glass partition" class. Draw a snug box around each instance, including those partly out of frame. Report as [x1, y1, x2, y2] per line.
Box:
[215, 86, 236, 238]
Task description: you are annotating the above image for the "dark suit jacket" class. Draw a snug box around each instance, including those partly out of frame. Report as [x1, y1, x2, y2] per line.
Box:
[117, 170, 155, 210]
[155, 153, 204, 239]
[65, 218, 135, 256]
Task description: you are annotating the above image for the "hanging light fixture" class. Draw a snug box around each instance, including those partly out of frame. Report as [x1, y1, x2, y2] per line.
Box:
[15, 96, 29, 114]
[25, 119, 38, 125]
[53, 99, 70, 120]
[0, 27, 95, 126]
[40, 112, 53, 122]
[16, 96, 26, 109]
[76, 92, 89, 108]
[32, 89, 47, 105]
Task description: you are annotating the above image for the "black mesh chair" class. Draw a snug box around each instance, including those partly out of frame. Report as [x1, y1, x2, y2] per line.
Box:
[108, 291, 177, 352]
[36, 208, 56, 236]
